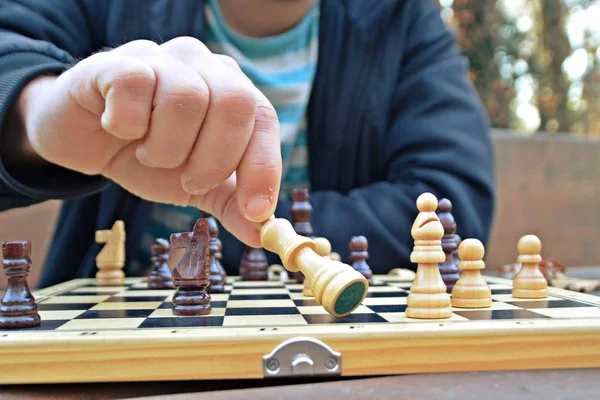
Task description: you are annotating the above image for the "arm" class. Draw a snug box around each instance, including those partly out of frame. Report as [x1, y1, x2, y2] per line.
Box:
[0, 0, 109, 211]
[295, 1, 495, 273]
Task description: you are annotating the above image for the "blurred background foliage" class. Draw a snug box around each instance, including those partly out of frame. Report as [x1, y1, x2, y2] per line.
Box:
[438, 0, 600, 136]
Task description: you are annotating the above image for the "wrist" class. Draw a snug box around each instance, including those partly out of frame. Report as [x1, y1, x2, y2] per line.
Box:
[2, 75, 55, 167]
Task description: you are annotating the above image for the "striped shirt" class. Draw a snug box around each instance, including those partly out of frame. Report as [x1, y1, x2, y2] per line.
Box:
[135, 0, 320, 267]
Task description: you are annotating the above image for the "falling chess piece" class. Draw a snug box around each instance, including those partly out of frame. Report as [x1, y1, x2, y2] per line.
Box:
[257, 216, 368, 318]
[169, 219, 212, 316]
[437, 198, 461, 293]
[349, 236, 373, 284]
[290, 188, 314, 283]
[405, 193, 452, 319]
[147, 238, 174, 289]
[512, 234, 548, 298]
[0, 241, 41, 329]
[207, 217, 226, 293]
[239, 246, 269, 281]
[303, 237, 333, 297]
[451, 239, 492, 308]
[95, 220, 126, 286]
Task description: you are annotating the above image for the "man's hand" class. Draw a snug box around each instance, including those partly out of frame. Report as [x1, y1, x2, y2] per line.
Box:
[17, 37, 282, 247]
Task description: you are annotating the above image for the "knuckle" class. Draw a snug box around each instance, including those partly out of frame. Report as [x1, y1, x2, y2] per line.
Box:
[138, 145, 184, 169]
[162, 84, 210, 114]
[67, 75, 90, 105]
[203, 161, 235, 182]
[246, 157, 281, 177]
[166, 36, 209, 53]
[123, 39, 160, 54]
[183, 162, 233, 188]
[251, 159, 280, 172]
[103, 115, 147, 139]
[102, 120, 131, 139]
[212, 85, 257, 122]
[104, 57, 156, 95]
[218, 55, 241, 70]
[255, 104, 279, 125]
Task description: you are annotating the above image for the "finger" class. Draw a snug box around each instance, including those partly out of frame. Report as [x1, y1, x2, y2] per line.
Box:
[235, 90, 282, 221]
[102, 142, 261, 248]
[160, 40, 258, 194]
[110, 41, 210, 169]
[89, 52, 157, 140]
[48, 52, 155, 174]
[189, 175, 262, 248]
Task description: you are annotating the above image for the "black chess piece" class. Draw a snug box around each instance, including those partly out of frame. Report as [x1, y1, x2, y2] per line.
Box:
[0, 241, 41, 328]
[148, 238, 175, 289]
[289, 188, 313, 283]
[239, 246, 269, 281]
[169, 219, 212, 315]
[349, 236, 373, 284]
[437, 198, 461, 293]
[453, 234, 462, 270]
[207, 216, 226, 292]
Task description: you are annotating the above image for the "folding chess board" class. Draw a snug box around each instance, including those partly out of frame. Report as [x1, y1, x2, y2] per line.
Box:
[1, 273, 599, 384]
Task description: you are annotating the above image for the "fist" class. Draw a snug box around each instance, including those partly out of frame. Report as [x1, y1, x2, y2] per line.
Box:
[19, 38, 282, 247]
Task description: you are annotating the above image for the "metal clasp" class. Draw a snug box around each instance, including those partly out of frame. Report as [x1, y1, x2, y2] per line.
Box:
[263, 337, 342, 377]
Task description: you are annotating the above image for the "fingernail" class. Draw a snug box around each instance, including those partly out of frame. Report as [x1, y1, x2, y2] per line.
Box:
[245, 194, 273, 221]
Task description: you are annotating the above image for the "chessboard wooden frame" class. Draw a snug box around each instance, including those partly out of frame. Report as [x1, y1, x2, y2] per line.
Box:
[0, 275, 599, 384]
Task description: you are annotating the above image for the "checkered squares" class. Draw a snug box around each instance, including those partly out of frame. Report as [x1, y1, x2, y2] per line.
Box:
[5, 274, 599, 333]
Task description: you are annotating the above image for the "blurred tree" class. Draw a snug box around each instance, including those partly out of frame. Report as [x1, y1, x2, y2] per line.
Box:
[580, 33, 600, 136]
[447, 0, 518, 129]
[439, 0, 600, 135]
[534, 0, 573, 133]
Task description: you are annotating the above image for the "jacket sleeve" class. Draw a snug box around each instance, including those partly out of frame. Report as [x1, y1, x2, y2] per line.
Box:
[0, 0, 110, 212]
[297, 1, 495, 273]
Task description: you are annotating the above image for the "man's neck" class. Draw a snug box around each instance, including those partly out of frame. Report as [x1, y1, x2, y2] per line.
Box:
[216, 0, 317, 38]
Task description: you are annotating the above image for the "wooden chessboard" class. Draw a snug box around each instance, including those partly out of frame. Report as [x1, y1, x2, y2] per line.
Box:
[1, 273, 599, 384]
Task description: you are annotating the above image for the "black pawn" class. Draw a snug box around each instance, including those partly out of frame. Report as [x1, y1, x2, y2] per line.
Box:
[437, 198, 461, 293]
[349, 236, 373, 284]
[208, 217, 226, 293]
[453, 234, 462, 270]
[239, 246, 269, 281]
[290, 188, 313, 283]
[0, 241, 40, 329]
[148, 238, 174, 289]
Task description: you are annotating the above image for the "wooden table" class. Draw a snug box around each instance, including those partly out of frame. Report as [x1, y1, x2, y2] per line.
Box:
[0, 369, 599, 399]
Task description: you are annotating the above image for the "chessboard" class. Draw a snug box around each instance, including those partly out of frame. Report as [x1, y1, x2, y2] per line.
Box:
[1, 272, 599, 384]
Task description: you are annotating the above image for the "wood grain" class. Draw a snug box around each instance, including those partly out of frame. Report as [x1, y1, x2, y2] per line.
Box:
[0, 322, 598, 384]
[0, 276, 598, 384]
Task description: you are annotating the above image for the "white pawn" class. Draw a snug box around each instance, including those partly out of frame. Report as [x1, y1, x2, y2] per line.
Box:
[451, 239, 492, 308]
[512, 235, 548, 298]
[406, 193, 452, 319]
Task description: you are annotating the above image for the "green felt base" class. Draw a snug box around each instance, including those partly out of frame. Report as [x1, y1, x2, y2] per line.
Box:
[334, 281, 367, 316]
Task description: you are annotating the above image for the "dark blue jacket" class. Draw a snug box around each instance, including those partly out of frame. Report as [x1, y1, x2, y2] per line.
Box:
[0, 0, 495, 288]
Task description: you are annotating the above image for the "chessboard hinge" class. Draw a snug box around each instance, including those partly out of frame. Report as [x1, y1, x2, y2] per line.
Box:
[262, 337, 342, 378]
